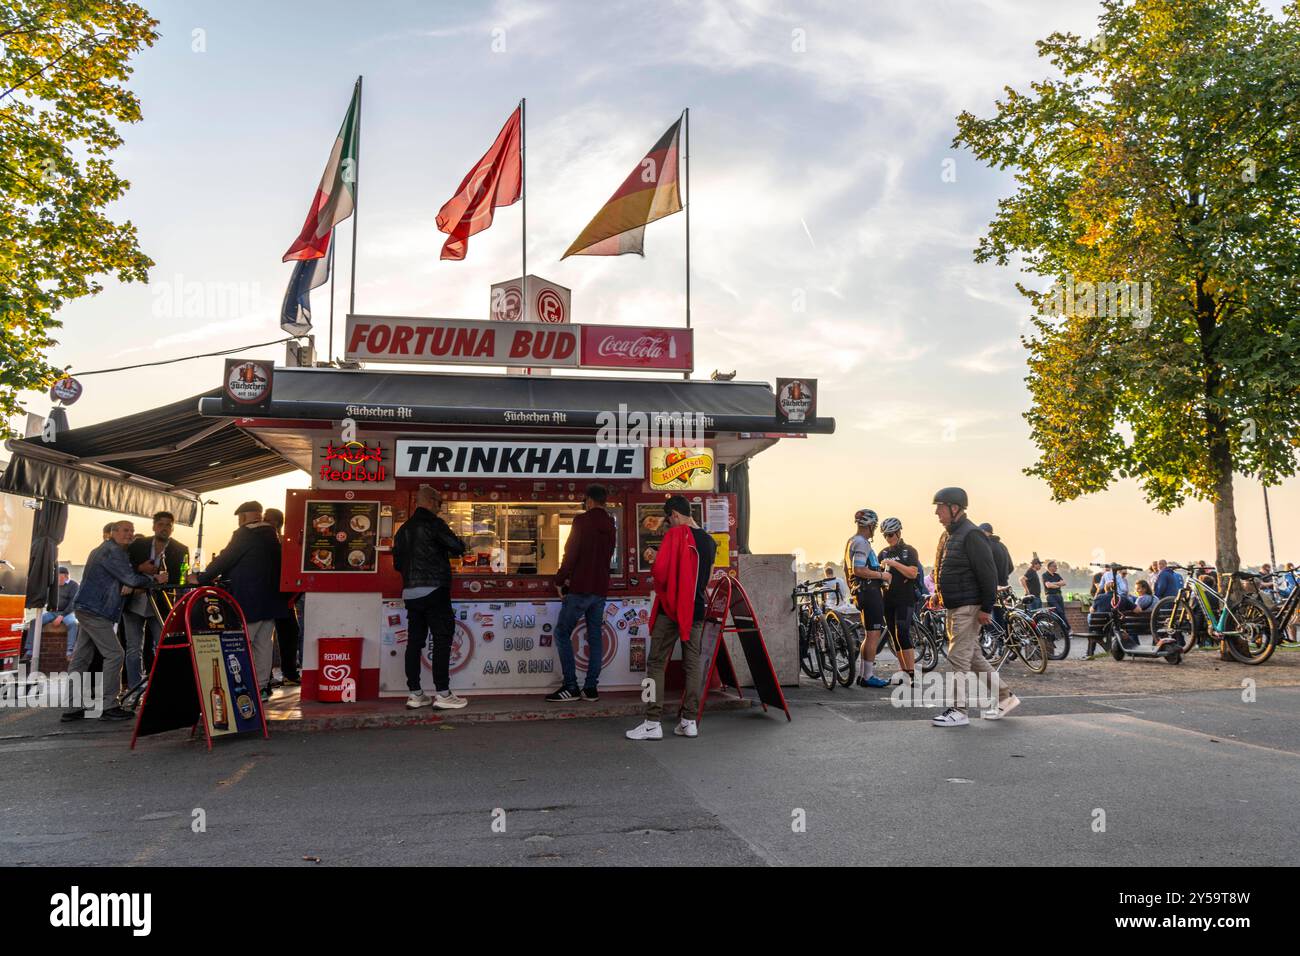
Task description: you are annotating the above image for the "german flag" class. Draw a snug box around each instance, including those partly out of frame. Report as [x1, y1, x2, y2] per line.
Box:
[562, 116, 682, 258]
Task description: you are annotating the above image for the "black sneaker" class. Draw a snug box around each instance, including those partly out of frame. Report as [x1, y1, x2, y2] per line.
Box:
[260, 687, 272, 702]
[545, 686, 580, 702]
[99, 707, 133, 722]
[60, 709, 86, 722]
[580, 688, 599, 702]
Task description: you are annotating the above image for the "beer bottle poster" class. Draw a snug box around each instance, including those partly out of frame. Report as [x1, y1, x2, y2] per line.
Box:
[303, 499, 380, 573]
[189, 593, 262, 737]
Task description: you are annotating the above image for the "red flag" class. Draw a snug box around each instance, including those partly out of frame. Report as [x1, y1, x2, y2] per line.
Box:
[436, 107, 522, 260]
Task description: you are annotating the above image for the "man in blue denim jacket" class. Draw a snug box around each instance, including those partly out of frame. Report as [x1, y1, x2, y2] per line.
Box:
[62, 520, 163, 723]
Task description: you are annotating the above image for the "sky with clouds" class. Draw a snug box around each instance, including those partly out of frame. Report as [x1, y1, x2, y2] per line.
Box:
[9, 0, 1298, 570]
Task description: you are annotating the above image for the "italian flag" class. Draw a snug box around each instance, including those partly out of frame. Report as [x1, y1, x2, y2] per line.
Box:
[562, 115, 682, 258]
[283, 80, 361, 261]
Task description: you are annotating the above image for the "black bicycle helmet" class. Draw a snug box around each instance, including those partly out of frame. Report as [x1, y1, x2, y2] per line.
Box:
[880, 517, 903, 535]
[932, 487, 968, 508]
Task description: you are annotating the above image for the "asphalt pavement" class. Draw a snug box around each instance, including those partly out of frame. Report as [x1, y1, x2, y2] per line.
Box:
[2, 663, 1298, 866]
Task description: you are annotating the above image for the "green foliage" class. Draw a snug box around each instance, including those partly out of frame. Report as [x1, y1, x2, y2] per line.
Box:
[954, 0, 1300, 564]
[0, 0, 157, 430]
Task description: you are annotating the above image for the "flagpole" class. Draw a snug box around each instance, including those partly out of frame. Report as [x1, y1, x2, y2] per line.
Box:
[328, 240, 336, 365]
[514, 96, 520, 321]
[349, 75, 362, 320]
[683, 106, 690, 381]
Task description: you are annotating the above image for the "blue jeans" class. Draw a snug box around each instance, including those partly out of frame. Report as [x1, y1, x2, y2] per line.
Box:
[34, 611, 78, 657]
[554, 593, 605, 690]
[1025, 595, 1042, 611]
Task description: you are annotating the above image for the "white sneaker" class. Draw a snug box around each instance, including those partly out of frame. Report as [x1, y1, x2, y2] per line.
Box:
[982, 694, 1021, 720]
[674, 718, 698, 738]
[931, 707, 970, 727]
[625, 720, 663, 740]
[406, 692, 431, 709]
[432, 692, 468, 710]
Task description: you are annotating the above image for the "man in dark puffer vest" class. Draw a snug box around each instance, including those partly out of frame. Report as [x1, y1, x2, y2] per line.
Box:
[930, 487, 1019, 726]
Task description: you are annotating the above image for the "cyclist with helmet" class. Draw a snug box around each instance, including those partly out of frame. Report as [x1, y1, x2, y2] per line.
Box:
[878, 517, 921, 682]
[931, 488, 1020, 726]
[845, 508, 891, 688]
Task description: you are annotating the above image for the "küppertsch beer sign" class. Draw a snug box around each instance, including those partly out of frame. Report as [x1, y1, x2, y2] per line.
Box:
[345, 315, 692, 372]
[397, 440, 644, 479]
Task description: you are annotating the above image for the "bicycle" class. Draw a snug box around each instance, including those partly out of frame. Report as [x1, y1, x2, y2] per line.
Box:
[979, 586, 1049, 674]
[1029, 603, 1070, 660]
[870, 600, 941, 673]
[1149, 564, 1276, 665]
[1265, 570, 1300, 647]
[792, 581, 853, 689]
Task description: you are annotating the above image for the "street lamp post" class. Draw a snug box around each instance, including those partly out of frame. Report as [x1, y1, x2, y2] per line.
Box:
[1263, 484, 1277, 571]
[195, 498, 218, 570]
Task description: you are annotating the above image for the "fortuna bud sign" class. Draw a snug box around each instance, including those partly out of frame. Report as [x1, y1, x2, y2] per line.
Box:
[397, 440, 645, 479]
[345, 315, 692, 372]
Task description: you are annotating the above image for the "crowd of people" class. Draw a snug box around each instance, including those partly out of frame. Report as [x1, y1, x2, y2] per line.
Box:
[819, 488, 1022, 727]
[48, 504, 303, 723]
[34, 486, 1296, 729]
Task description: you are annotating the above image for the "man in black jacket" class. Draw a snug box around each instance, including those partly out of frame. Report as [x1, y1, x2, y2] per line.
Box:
[195, 502, 282, 701]
[123, 511, 190, 685]
[932, 488, 1019, 726]
[979, 522, 1014, 587]
[392, 484, 468, 710]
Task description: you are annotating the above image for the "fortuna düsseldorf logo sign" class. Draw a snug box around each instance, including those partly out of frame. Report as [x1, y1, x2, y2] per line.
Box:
[396, 440, 644, 479]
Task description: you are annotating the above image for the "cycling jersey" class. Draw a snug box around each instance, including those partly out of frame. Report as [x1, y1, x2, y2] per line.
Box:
[843, 533, 881, 599]
[878, 542, 921, 608]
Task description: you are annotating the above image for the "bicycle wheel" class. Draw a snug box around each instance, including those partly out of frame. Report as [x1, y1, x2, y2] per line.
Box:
[1034, 612, 1070, 661]
[823, 612, 856, 687]
[911, 612, 940, 673]
[1011, 615, 1049, 674]
[798, 612, 821, 679]
[813, 618, 837, 690]
[980, 623, 1006, 666]
[1223, 597, 1277, 665]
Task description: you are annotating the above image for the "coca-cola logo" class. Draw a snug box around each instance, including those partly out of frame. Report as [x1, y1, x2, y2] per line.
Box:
[596, 334, 669, 359]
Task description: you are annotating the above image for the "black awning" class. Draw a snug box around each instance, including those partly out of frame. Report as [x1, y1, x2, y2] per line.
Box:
[196, 367, 836, 434]
[1, 391, 296, 519]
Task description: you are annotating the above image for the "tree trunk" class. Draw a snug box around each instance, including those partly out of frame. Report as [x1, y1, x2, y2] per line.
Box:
[1211, 448, 1240, 574]
[1196, 276, 1240, 574]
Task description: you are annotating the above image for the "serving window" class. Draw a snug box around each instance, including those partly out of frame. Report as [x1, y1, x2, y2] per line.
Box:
[442, 500, 624, 577]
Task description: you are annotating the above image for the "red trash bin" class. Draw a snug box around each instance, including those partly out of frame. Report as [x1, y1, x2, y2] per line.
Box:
[316, 636, 364, 703]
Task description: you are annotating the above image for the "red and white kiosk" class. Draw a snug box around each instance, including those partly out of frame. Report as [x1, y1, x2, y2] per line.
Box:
[194, 308, 834, 701]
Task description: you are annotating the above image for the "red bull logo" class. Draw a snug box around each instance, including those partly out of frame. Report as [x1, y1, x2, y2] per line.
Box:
[318, 440, 387, 483]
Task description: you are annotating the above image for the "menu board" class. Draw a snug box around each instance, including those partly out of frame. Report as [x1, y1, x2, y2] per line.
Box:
[636, 501, 704, 572]
[303, 500, 380, 573]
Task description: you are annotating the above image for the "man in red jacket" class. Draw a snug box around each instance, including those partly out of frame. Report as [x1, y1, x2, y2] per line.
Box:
[627, 495, 717, 740]
[546, 484, 617, 702]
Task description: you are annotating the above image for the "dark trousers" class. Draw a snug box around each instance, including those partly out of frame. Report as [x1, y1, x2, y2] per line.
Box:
[1047, 593, 1067, 628]
[274, 615, 300, 679]
[405, 588, 454, 693]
